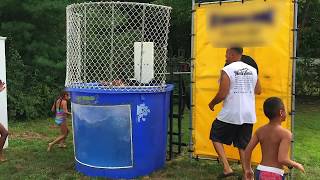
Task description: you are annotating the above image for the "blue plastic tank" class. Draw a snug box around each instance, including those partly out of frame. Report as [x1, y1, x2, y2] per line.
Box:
[67, 84, 173, 179]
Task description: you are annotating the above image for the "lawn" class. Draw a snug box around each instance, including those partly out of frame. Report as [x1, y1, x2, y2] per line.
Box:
[0, 97, 319, 180]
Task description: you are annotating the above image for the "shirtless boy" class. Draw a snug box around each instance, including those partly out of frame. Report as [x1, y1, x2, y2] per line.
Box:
[244, 97, 305, 180]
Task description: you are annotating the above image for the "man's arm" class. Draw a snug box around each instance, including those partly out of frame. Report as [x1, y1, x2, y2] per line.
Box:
[208, 70, 230, 111]
[255, 78, 261, 95]
[278, 131, 305, 172]
[244, 132, 259, 180]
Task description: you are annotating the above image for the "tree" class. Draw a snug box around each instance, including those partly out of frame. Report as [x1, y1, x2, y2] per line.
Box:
[298, 0, 320, 57]
[0, 0, 70, 120]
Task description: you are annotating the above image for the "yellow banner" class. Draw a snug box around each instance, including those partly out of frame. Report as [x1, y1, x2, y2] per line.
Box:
[193, 0, 294, 164]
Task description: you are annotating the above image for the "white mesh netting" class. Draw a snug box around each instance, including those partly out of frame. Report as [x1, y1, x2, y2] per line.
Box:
[65, 2, 171, 92]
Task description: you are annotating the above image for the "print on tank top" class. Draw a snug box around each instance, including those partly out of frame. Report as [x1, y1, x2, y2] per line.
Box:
[233, 68, 254, 94]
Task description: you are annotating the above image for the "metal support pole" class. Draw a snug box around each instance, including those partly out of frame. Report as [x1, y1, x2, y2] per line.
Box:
[178, 73, 183, 154]
[189, 0, 195, 159]
[110, 2, 115, 81]
[139, 6, 146, 86]
[84, 6, 87, 82]
[168, 58, 174, 160]
[290, 0, 298, 179]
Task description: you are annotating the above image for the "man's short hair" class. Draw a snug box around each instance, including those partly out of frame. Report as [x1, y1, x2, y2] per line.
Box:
[263, 97, 284, 120]
[230, 47, 243, 55]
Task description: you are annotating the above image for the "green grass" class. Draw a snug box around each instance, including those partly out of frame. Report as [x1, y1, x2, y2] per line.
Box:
[0, 98, 319, 179]
[292, 98, 320, 180]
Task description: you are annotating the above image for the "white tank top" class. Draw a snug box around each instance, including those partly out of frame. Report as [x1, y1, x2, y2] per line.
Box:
[217, 61, 258, 125]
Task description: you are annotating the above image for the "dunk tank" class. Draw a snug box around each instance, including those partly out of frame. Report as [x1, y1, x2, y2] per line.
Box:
[65, 2, 172, 178]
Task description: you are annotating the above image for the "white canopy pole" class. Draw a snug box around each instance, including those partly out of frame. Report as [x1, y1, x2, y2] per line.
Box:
[0, 36, 8, 148]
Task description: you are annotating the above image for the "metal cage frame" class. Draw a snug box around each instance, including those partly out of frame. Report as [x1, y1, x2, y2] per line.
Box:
[66, 2, 172, 92]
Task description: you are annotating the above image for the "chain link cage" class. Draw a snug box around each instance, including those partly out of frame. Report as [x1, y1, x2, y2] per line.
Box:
[65, 2, 171, 92]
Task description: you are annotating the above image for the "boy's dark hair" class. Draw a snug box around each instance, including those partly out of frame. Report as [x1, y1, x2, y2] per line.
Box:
[263, 97, 284, 120]
[230, 47, 243, 55]
[241, 55, 259, 74]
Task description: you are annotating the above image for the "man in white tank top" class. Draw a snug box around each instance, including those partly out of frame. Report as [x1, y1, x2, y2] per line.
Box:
[208, 48, 261, 178]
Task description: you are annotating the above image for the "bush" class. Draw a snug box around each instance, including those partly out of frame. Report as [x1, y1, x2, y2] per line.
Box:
[296, 58, 320, 96]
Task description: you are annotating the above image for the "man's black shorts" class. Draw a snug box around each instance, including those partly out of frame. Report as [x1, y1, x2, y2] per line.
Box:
[209, 119, 253, 150]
